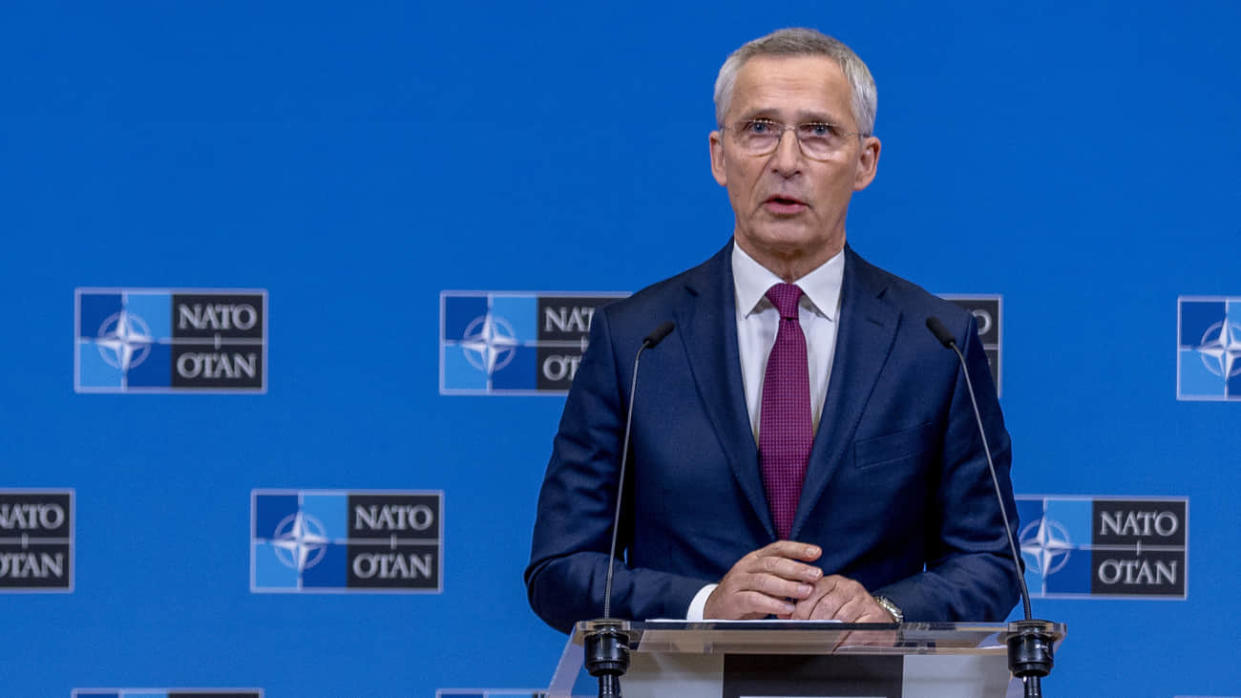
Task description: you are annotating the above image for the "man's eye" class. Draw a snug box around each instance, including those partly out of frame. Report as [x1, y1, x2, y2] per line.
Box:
[803, 123, 835, 138]
[746, 120, 774, 135]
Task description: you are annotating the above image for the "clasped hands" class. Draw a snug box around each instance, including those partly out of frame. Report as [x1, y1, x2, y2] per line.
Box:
[702, 540, 894, 622]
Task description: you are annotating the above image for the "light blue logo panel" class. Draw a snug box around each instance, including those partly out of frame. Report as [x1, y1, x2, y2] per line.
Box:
[441, 292, 537, 394]
[252, 490, 348, 592]
[251, 489, 443, 594]
[1178, 296, 1241, 401]
[76, 290, 170, 392]
[74, 288, 267, 393]
[71, 685, 263, 690]
[439, 685, 551, 690]
[439, 292, 623, 395]
[1016, 495, 1188, 599]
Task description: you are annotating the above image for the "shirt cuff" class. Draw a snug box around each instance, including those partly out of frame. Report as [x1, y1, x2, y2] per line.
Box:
[686, 583, 718, 620]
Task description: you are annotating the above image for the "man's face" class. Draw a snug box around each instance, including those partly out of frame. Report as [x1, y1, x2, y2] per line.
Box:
[710, 55, 880, 273]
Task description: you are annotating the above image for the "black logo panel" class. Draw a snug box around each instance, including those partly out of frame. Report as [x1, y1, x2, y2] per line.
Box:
[536, 346, 584, 391]
[1091, 499, 1187, 597]
[171, 346, 263, 388]
[346, 493, 442, 591]
[535, 296, 616, 390]
[0, 492, 72, 590]
[169, 293, 265, 389]
[1091, 549, 1185, 596]
[346, 543, 440, 589]
[169, 693, 261, 698]
[536, 297, 615, 342]
[944, 295, 1002, 393]
[172, 294, 264, 339]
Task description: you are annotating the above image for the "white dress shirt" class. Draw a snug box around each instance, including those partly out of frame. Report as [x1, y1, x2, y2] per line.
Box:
[686, 242, 846, 620]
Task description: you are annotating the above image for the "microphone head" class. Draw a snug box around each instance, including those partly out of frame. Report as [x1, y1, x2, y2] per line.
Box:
[643, 321, 676, 348]
[925, 316, 956, 349]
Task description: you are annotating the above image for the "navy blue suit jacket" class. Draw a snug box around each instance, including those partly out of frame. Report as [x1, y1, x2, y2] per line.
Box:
[525, 242, 1019, 633]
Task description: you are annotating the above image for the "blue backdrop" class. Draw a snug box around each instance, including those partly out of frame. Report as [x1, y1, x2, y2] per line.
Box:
[2, 2, 1239, 696]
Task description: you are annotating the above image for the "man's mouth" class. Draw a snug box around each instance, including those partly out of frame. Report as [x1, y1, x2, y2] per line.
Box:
[763, 195, 808, 214]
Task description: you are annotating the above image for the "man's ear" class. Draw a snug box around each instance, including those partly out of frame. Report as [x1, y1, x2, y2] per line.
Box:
[709, 131, 728, 186]
[852, 135, 881, 191]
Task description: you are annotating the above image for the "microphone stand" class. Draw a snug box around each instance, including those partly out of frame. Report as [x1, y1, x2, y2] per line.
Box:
[926, 317, 1055, 698]
[583, 322, 674, 698]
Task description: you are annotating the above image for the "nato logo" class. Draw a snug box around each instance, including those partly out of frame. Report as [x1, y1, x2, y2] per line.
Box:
[72, 685, 261, 690]
[1178, 296, 1241, 401]
[75, 288, 267, 393]
[440, 291, 625, 394]
[251, 490, 442, 593]
[0, 490, 73, 592]
[1016, 496, 1188, 599]
[941, 294, 1002, 396]
[439, 685, 546, 690]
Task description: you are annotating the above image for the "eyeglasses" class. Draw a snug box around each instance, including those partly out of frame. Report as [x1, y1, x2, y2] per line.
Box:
[725, 118, 863, 160]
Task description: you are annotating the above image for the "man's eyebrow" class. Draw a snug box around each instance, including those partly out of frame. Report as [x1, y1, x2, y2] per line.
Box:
[736, 108, 781, 121]
[734, 108, 846, 124]
[796, 109, 845, 124]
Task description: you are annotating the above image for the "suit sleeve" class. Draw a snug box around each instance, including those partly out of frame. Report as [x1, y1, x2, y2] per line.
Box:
[872, 314, 1022, 621]
[524, 308, 708, 634]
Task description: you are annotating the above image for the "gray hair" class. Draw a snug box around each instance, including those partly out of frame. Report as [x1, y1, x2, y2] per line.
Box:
[713, 28, 878, 136]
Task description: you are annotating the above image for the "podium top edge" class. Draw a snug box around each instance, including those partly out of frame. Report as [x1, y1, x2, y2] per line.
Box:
[570, 618, 1066, 653]
[576, 619, 1064, 633]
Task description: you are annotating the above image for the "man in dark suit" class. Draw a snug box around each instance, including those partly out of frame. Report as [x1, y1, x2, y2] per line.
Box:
[525, 28, 1019, 634]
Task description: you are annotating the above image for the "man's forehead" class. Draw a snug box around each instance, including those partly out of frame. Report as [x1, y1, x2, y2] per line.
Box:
[730, 54, 852, 121]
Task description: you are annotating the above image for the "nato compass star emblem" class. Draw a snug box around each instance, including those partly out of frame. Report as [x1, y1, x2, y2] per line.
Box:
[460, 314, 519, 375]
[441, 291, 627, 394]
[95, 310, 153, 372]
[270, 512, 329, 572]
[1177, 297, 1241, 400]
[1196, 319, 1241, 379]
[1020, 517, 1074, 576]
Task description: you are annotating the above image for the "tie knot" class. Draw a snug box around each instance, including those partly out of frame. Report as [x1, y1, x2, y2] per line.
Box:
[765, 283, 803, 319]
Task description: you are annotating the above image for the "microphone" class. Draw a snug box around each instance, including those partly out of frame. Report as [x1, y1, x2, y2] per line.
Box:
[925, 316, 1055, 698]
[584, 320, 676, 698]
[925, 315, 956, 349]
[643, 321, 675, 349]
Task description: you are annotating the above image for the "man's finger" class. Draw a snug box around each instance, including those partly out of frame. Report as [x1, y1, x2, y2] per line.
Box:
[707, 543, 828, 620]
[789, 590, 825, 620]
[755, 554, 824, 583]
[788, 574, 846, 620]
[808, 588, 847, 620]
[736, 590, 796, 617]
[740, 572, 815, 600]
[757, 540, 822, 562]
[814, 574, 843, 596]
[833, 593, 870, 623]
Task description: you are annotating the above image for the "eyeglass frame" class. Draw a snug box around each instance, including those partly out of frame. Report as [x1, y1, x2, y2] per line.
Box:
[721, 118, 869, 161]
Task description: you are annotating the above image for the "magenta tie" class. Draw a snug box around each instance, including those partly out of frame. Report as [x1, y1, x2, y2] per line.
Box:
[759, 283, 813, 541]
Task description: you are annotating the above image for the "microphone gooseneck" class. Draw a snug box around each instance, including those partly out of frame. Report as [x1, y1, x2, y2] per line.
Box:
[602, 320, 674, 617]
[925, 316, 1054, 698]
[925, 317, 1031, 620]
[586, 320, 676, 698]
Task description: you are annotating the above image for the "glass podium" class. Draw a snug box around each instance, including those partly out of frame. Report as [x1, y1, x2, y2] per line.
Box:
[548, 619, 1066, 697]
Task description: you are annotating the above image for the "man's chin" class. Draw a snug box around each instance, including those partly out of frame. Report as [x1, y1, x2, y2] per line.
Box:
[737, 222, 844, 266]
[747, 223, 820, 252]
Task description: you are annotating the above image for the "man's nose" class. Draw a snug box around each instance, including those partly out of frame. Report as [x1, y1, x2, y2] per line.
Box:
[769, 128, 803, 175]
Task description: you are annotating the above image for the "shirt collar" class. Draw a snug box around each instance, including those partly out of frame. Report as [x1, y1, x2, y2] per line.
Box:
[731, 241, 845, 321]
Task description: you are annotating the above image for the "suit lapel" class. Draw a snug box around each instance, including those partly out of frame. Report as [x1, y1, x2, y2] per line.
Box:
[791, 246, 900, 539]
[677, 243, 775, 539]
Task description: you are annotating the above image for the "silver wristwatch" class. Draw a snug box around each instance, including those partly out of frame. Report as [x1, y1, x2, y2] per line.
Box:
[873, 594, 904, 623]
